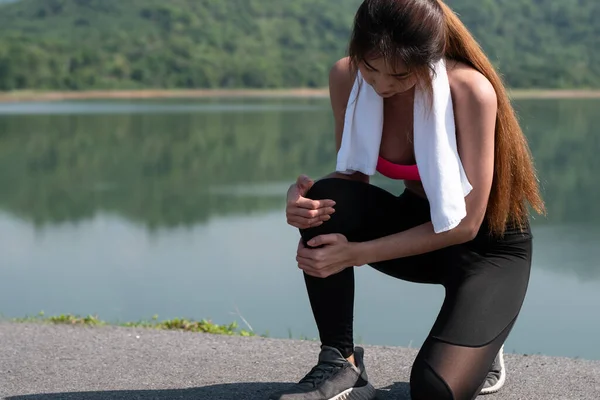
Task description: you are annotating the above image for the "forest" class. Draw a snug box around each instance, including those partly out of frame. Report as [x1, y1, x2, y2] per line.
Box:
[0, 0, 598, 91]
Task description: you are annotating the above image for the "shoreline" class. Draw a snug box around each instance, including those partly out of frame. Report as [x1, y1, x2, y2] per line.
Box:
[2, 312, 595, 361]
[1, 88, 600, 103]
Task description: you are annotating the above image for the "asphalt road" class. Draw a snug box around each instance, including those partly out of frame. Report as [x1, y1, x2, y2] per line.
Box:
[1, 323, 599, 399]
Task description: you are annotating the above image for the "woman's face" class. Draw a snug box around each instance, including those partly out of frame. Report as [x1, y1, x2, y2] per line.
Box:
[358, 57, 418, 98]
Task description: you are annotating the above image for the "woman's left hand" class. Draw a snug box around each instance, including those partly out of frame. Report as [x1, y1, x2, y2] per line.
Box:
[296, 234, 360, 278]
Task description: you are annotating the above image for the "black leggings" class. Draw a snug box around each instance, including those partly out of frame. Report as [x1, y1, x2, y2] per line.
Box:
[299, 178, 532, 400]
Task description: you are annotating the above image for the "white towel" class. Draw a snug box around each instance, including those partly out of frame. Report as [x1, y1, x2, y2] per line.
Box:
[336, 58, 473, 233]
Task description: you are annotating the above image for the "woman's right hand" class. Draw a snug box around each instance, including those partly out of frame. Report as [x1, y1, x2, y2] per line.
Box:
[286, 175, 336, 229]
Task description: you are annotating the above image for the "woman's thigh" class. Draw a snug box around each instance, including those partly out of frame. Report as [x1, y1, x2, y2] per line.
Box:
[432, 238, 532, 346]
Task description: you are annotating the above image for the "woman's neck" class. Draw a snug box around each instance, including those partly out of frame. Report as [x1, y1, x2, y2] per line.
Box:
[385, 85, 416, 106]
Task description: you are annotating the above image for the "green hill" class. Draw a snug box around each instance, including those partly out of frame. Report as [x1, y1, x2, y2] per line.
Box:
[0, 0, 598, 91]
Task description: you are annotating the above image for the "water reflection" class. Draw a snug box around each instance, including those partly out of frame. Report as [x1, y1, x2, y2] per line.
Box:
[1, 99, 599, 227]
[0, 101, 331, 228]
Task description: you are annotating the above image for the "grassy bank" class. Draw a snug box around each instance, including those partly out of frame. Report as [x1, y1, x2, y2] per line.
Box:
[1, 88, 600, 103]
[5, 311, 258, 337]
[4, 311, 320, 341]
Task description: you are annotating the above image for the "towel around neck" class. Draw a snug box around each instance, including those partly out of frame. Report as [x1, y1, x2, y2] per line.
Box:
[335, 58, 473, 233]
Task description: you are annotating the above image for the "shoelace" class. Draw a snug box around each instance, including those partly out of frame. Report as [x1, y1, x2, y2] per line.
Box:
[298, 362, 343, 387]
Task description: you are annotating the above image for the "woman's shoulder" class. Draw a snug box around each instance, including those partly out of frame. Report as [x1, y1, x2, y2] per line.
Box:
[446, 60, 497, 110]
[329, 57, 356, 114]
[329, 57, 355, 88]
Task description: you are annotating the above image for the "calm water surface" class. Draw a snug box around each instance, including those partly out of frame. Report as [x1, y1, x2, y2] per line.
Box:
[1, 97, 599, 361]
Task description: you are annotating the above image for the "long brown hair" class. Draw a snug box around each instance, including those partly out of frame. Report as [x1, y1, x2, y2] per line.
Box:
[348, 0, 545, 236]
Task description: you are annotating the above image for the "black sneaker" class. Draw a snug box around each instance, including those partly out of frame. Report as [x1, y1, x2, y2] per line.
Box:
[480, 345, 506, 395]
[269, 346, 376, 400]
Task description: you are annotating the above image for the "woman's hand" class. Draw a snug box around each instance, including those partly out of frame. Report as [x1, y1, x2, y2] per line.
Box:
[286, 175, 336, 229]
[296, 234, 360, 278]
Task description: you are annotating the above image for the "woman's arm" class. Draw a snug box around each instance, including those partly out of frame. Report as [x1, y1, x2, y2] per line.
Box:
[348, 66, 498, 266]
[321, 57, 370, 184]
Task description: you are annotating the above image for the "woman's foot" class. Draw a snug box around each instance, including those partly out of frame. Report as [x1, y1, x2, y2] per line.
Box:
[480, 345, 506, 395]
[269, 346, 376, 400]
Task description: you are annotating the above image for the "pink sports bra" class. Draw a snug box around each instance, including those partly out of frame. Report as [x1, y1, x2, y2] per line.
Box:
[376, 156, 421, 181]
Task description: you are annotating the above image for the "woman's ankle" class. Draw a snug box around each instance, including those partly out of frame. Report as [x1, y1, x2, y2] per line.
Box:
[347, 353, 356, 367]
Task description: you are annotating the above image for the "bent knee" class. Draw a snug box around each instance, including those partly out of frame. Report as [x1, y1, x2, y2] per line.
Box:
[305, 177, 354, 201]
[410, 359, 455, 400]
[300, 178, 363, 241]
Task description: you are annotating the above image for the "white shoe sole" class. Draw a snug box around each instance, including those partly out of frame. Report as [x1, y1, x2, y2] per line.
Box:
[328, 382, 377, 400]
[480, 345, 506, 395]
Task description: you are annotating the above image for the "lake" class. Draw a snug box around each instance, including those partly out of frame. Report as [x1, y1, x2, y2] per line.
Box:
[1, 97, 599, 361]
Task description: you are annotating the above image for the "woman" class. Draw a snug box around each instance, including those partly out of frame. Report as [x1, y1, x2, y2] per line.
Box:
[271, 1, 545, 400]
